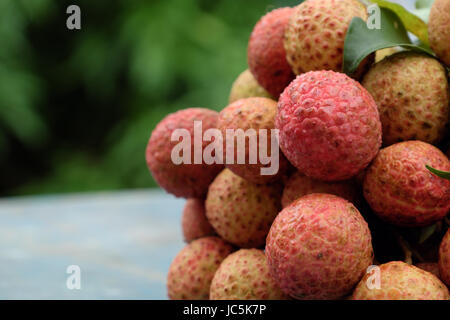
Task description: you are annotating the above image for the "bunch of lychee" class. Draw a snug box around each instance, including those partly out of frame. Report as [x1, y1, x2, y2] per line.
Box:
[146, 0, 450, 300]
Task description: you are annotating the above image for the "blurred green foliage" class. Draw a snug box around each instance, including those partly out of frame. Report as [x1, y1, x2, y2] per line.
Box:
[0, 0, 299, 196]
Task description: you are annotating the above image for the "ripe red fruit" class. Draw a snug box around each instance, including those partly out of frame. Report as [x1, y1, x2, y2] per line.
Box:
[248, 7, 295, 97]
[364, 141, 450, 227]
[276, 71, 382, 181]
[146, 108, 223, 198]
[266, 193, 373, 299]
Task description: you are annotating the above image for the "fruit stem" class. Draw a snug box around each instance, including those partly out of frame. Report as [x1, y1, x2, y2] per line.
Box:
[396, 234, 413, 265]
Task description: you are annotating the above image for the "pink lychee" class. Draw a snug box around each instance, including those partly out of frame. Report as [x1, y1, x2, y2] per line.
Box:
[266, 193, 373, 299]
[167, 237, 234, 300]
[248, 7, 295, 97]
[146, 108, 223, 198]
[281, 171, 359, 208]
[182, 199, 216, 243]
[363, 141, 450, 227]
[217, 97, 289, 183]
[276, 71, 382, 181]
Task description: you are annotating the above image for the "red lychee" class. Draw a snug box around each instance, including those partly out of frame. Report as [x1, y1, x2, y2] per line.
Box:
[266, 193, 373, 299]
[181, 199, 215, 243]
[146, 108, 223, 198]
[276, 71, 382, 181]
[248, 7, 295, 97]
[364, 141, 450, 227]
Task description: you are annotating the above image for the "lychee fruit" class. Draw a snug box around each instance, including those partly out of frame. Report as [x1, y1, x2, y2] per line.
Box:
[266, 193, 373, 300]
[352, 261, 449, 300]
[362, 52, 449, 146]
[182, 199, 216, 243]
[363, 141, 450, 227]
[281, 171, 359, 208]
[167, 236, 234, 300]
[218, 97, 289, 183]
[415, 262, 441, 279]
[210, 249, 288, 300]
[146, 108, 223, 198]
[284, 0, 372, 77]
[205, 169, 282, 248]
[276, 70, 382, 181]
[248, 7, 296, 97]
[428, 0, 450, 67]
[229, 69, 272, 104]
[439, 229, 450, 286]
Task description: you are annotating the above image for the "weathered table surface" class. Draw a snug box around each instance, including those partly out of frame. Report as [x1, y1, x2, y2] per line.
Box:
[0, 190, 185, 299]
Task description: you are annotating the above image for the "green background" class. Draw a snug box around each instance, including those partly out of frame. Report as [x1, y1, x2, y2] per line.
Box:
[0, 0, 415, 196]
[0, 0, 303, 196]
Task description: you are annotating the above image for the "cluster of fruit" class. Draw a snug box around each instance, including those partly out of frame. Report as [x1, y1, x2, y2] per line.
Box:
[146, 0, 450, 300]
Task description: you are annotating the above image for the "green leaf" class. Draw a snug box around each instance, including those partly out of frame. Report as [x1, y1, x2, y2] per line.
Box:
[426, 165, 450, 180]
[418, 224, 437, 244]
[369, 0, 429, 45]
[343, 7, 433, 75]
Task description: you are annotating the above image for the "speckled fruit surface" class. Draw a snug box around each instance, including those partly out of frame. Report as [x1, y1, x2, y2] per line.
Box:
[439, 230, 450, 286]
[276, 71, 382, 181]
[352, 261, 449, 300]
[415, 262, 441, 279]
[229, 69, 272, 103]
[205, 169, 282, 248]
[167, 237, 234, 300]
[284, 0, 371, 76]
[181, 199, 216, 243]
[210, 249, 288, 300]
[266, 193, 373, 300]
[218, 97, 288, 183]
[429, 0, 450, 66]
[364, 141, 450, 227]
[362, 52, 449, 146]
[146, 108, 223, 198]
[248, 7, 295, 97]
[281, 171, 359, 208]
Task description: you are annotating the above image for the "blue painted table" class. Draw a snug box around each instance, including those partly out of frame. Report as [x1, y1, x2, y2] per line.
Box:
[0, 190, 185, 299]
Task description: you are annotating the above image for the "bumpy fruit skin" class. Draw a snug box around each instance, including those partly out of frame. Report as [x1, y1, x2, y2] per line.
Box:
[146, 108, 223, 198]
[352, 261, 450, 300]
[276, 71, 382, 181]
[210, 249, 288, 300]
[167, 237, 233, 300]
[364, 141, 450, 227]
[248, 7, 295, 97]
[281, 171, 359, 208]
[266, 193, 373, 300]
[218, 97, 288, 183]
[439, 230, 450, 286]
[284, 0, 371, 76]
[362, 52, 449, 146]
[182, 199, 216, 243]
[205, 169, 282, 248]
[415, 262, 440, 279]
[429, 0, 450, 67]
[229, 69, 272, 103]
